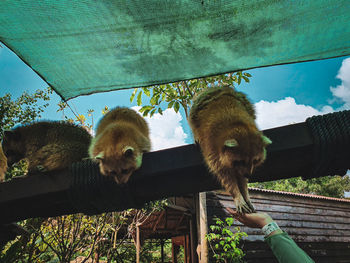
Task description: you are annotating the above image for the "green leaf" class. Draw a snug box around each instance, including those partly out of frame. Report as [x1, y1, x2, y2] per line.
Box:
[174, 101, 180, 113]
[244, 72, 252, 77]
[242, 76, 250, 83]
[137, 91, 142, 106]
[168, 101, 175, 109]
[150, 95, 157, 105]
[143, 87, 151, 97]
[139, 105, 153, 113]
[130, 88, 138, 102]
[150, 109, 156, 117]
[143, 109, 151, 116]
[158, 108, 163, 115]
[225, 217, 234, 226]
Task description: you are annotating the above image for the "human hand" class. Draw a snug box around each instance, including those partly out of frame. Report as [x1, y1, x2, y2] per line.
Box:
[226, 207, 273, 229]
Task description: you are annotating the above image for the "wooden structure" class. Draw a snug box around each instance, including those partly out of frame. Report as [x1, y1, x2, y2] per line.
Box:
[1, 110, 349, 225]
[127, 201, 197, 263]
[205, 189, 350, 263]
[0, 110, 349, 259]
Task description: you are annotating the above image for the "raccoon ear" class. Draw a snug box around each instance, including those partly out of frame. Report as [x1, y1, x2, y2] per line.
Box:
[123, 146, 134, 158]
[4, 130, 21, 141]
[95, 152, 104, 161]
[224, 139, 238, 148]
[262, 135, 272, 145]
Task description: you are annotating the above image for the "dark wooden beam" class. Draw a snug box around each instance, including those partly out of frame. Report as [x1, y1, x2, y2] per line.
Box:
[0, 111, 349, 224]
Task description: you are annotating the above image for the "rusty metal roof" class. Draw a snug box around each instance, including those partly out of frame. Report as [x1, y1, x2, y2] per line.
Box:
[248, 187, 350, 203]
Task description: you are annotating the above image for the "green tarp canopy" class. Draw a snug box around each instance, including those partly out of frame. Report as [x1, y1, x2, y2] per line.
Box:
[1, 1, 350, 100]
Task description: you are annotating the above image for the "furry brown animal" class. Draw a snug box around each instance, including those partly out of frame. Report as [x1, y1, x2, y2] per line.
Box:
[2, 121, 92, 174]
[0, 145, 7, 182]
[89, 107, 151, 184]
[189, 86, 271, 213]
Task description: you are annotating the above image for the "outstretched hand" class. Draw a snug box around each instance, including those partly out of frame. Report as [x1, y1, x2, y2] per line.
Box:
[226, 207, 273, 228]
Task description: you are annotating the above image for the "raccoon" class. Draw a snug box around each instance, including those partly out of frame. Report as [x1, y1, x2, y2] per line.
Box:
[0, 145, 7, 182]
[89, 107, 151, 184]
[2, 121, 92, 174]
[189, 86, 271, 213]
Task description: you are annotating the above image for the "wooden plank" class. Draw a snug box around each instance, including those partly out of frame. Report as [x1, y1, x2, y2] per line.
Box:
[209, 200, 350, 217]
[0, 121, 348, 224]
[207, 205, 350, 225]
[208, 200, 350, 218]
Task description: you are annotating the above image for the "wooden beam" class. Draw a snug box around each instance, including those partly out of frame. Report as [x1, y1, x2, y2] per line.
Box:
[198, 192, 208, 263]
[0, 117, 349, 224]
[190, 217, 199, 263]
[152, 210, 165, 231]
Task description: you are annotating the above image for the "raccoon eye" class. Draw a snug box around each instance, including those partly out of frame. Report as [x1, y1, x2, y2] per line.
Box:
[233, 160, 246, 167]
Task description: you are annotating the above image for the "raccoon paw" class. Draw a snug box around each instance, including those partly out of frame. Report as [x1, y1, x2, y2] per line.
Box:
[246, 200, 256, 214]
[235, 198, 255, 214]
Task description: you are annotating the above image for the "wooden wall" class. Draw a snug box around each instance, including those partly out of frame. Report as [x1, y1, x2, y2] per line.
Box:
[206, 189, 350, 262]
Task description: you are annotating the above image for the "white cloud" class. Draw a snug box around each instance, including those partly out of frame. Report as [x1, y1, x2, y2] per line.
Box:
[330, 57, 350, 110]
[256, 57, 350, 130]
[132, 107, 188, 151]
[255, 97, 333, 130]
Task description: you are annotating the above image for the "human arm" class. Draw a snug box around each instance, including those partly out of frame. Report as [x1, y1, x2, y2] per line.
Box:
[226, 208, 314, 263]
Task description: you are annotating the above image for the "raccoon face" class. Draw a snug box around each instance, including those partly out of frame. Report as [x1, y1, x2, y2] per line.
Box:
[95, 146, 142, 184]
[2, 130, 24, 166]
[220, 135, 271, 177]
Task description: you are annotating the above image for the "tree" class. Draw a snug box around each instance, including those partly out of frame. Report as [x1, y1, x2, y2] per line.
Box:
[130, 71, 252, 118]
[0, 88, 53, 181]
[0, 88, 172, 262]
[250, 175, 350, 198]
[0, 88, 52, 137]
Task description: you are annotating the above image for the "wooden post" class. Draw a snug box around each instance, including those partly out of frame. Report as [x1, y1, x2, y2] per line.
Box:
[136, 225, 140, 263]
[190, 217, 199, 263]
[161, 239, 165, 263]
[183, 235, 187, 263]
[172, 238, 179, 263]
[185, 235, 191, 263]
[199, 192, 208, 263]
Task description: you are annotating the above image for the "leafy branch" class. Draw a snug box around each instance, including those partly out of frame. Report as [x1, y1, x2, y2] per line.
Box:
[130, 71, 252, 119]
[206, 217, 247, 263]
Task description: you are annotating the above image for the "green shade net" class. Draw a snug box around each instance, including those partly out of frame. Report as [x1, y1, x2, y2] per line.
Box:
[1, 1, 350, 100]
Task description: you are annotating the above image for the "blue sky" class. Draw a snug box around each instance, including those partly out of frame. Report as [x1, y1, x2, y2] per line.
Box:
[1, 45, 350, 150]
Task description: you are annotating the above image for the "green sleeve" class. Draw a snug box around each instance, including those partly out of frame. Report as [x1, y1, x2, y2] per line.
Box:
[265, 232, 315, 263]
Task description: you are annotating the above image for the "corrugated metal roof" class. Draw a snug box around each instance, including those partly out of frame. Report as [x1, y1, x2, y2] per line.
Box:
[248, 187, 350, 203]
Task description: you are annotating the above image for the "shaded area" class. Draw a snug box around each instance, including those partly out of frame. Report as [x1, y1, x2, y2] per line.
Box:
[1, 1, 350, 99]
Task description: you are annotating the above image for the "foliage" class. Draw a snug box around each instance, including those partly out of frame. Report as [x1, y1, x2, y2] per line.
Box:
[57, 101, 95, 133]
[130, 71, 252, 118]
[0, 87, 52, 138]
[0, 88, 171, 262]
[250, 175, 350, 198]
[0, 88, 52, 180]
[206, 217, 247, 263]
[0, 218, 46, 263]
